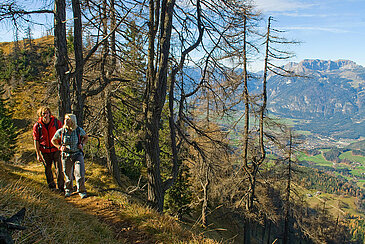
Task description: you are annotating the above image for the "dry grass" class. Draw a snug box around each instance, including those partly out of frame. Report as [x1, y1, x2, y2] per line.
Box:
[0, 36, 54, 55]
[0, 160, 220, 243]
[1, 36, 221, 243]
[0, 161, 118, 244]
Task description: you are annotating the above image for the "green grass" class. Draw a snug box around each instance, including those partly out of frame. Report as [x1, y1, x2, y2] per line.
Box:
[357, 180, 365, 189]
[298, 152, 333, 166]
[295, 184, 364, 218]
[339, 151, 365, 164]
[321, 149, 331, 153]
[350, 168, 365, 177]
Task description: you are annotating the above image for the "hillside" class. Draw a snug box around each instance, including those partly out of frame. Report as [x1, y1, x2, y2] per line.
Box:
[184, 59, 365, 141]
[0, 159, 218, 243]
[0, 37, 220, 243]
[2, 37, 365, 243]
[0, 35, 53, 55]
[264, 59, 365, 139]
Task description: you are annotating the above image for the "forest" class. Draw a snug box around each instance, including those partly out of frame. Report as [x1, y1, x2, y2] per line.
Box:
[1, 0, 365, 243]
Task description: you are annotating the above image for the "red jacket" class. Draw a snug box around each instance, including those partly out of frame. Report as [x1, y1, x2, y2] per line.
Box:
[33, 116, 63, 153]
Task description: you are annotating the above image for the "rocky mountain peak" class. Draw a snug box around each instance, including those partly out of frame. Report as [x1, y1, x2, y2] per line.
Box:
[266, 59, 365, 139]
[284, 59, 359, 73]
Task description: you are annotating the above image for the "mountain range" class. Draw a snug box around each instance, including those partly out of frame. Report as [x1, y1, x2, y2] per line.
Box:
[265, 59, 365, 140]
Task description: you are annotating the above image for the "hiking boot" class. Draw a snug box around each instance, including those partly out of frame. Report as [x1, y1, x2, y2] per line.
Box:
[79, 192, 87, 199]
[65, 190, 71, 198]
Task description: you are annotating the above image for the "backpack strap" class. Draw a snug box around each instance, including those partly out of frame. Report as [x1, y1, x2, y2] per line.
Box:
[54, 118, 59, 130]
[76, 127, 82, 146]
[60, 128, 65, 146]
[37, 122, 42, 139]
[37, 118, 58, 141]
[76, 127, 84, 155]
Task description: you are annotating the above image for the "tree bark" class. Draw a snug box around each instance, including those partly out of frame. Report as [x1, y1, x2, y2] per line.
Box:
[283, 130, 293, 244]
[201, 165, 210, 227]
[71, 0, 85, 126]
[54, 0, 71, 120]
[145, 0, 175, 212]
[104, 89, 122, 186]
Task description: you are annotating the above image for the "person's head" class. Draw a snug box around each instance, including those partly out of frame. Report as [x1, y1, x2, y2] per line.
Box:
[38, 107, 51, 124]
[63, 114, 77, 131]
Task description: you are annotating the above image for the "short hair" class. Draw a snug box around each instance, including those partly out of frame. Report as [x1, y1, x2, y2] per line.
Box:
[63, 114, 78, 131]
[37, 106, 52, 117]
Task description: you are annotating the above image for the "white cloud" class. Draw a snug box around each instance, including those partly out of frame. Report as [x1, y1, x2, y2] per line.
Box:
[253, 0, 316, 12]
[280, 13, 332, 18]
[283, 26, 350, 34]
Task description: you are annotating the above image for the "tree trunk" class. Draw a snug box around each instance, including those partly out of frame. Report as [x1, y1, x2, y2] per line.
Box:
[201, 167, 210, 227]
[104, 89, 122, 186]
[242, 15, 249, 169]
[54, 0, 70, 120]
[283, 130, 293, 244]
[266, 221, 272, 244]
[71, 0, 84, 126]
[244, 218, 251, 244]
[248, 165, 258, 210]
[145, 112, 164, 211]
[144, 0, 175, 212]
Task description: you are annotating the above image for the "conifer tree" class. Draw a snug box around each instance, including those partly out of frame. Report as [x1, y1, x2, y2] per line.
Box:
[0, 87, 17, 161]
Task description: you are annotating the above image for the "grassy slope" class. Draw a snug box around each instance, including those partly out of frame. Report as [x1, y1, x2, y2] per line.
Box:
[0, 161, 119, 243]
[0, 38, 226, 243]
[340, 151, 365, 164]
[298, 151, 333, 166]
[0, 158, 219, 243]
[0, 36, 54, 55]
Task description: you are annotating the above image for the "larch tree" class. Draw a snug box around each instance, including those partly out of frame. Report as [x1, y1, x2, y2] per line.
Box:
[142, 0, 260, 212]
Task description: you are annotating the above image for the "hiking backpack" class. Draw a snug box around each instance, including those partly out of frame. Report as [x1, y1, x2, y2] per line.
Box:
[37, 118, 59, 139]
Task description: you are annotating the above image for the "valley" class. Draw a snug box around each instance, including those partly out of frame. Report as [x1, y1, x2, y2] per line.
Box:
[263, 59, 365, 140]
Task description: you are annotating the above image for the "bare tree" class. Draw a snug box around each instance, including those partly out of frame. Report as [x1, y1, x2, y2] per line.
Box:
[54, 0, 71, 119]
[71, 0, 84, 125]
[142, 0, 261, 212]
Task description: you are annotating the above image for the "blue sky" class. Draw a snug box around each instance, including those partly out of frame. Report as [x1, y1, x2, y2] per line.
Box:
[254, 0, 365, 66]
[1, 0, 364, 68]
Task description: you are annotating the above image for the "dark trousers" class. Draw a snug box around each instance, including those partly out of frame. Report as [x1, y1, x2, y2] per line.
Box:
[41, 151, 65, 191]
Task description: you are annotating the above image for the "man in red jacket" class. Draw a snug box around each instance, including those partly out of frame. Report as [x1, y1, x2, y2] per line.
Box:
[33, 107, 64, 191]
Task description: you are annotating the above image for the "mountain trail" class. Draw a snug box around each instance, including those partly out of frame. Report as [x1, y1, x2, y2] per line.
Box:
[64, 192, 155, 243]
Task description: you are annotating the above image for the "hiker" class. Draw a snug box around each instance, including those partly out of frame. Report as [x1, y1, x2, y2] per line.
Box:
[51, 114, 89, 199]
[33, 106, 64, 192]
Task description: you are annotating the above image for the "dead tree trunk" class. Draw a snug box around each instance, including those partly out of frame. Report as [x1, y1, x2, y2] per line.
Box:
[144, 0, 175, 212]
[283, 130, 293, 244]
[104, 88, 122, 186]
[71, 0, 85, 126]
[201, 164, 210, 227]
[54, 0, 71, 120]
[101, 0, 122, 186]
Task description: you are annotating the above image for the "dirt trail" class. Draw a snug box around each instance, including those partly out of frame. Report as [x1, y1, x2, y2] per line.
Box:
[65, 193, 155, 244]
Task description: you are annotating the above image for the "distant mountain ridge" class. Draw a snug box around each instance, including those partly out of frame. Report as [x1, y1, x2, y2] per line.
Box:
[283, 59, 361, 73]
[265, 59, 365, 139]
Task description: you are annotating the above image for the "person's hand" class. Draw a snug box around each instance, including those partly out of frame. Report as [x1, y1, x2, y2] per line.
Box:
[77, 144, 83, 150]
[37, 154, 44, 163]
[59, 145, 65, 152]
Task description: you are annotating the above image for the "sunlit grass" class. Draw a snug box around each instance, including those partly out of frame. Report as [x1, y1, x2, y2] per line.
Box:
[0, 160, 219, 243]
[0, 161, 118, 244]
[297, 152, 333, 166]
[340, 151, 365, 164]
